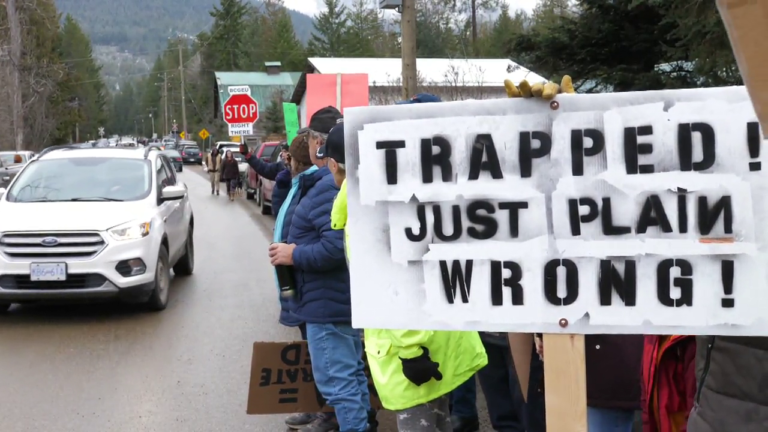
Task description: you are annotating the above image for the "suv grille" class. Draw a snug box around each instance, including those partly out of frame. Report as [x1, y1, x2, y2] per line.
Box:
[0, 232, 106, 260]
[0, 274, 107, 290]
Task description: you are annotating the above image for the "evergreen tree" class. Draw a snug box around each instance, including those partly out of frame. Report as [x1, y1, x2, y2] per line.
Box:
[58, 14, 108, 141]
[415, 0, 460, 58]
[308, 0, 349, 56]
[263, 96, 285, 136]
[261, 0, 306, 70]
[481, 4, 527, 58]
[208, 0, 250, 71]
[343, 0, 381, 57]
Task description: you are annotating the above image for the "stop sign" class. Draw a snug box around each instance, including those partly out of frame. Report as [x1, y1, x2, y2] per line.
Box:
[223, 94, 259, 124]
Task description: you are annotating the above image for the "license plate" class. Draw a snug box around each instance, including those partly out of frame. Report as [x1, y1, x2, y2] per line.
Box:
[30, 263, 67, 281]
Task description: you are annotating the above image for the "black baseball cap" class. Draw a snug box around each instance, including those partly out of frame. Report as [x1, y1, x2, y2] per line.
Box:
[316, 123, 345, 164]
[308, 106, 343, 135]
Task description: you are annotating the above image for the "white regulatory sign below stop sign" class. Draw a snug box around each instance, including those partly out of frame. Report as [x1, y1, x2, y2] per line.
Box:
[223, 93, 259, 124]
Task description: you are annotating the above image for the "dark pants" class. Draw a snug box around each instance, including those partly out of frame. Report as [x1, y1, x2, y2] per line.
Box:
[450, 376, 478, 419]
[225, 178, 237, 193]
[476, 340, 527, 432]
[526, 344, 546, 432]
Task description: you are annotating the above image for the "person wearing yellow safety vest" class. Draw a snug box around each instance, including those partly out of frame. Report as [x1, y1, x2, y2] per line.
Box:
[319, 119, 488, 432]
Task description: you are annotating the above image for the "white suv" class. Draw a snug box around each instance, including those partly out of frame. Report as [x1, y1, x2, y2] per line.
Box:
[0, 145, 194, 312]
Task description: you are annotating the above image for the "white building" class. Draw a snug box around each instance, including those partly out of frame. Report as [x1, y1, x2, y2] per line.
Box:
[290, 57, 548, 126]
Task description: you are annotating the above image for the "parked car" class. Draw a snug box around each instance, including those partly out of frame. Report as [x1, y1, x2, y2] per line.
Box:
[0, 151, 35, 166]
[161, 149, 184, 172]
[0, 159, 24, 190]
[245, 141, 280, 202]
[0, 145, 194, 312]
[178, 144, 202, 164]
[215, 141, 240, 154]
[255, 144, 283, 216]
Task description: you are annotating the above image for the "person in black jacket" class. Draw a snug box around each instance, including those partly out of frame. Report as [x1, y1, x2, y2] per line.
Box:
[221, 150, 240, 201]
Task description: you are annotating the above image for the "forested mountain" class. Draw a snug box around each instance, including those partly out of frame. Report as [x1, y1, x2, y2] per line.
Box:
[54, 0, 314, 53]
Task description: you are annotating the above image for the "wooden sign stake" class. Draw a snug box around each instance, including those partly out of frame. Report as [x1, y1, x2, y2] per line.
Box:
[543, 334, 588, 432]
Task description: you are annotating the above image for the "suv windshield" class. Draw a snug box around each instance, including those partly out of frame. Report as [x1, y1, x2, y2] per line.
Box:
[6, 158, 152, 203]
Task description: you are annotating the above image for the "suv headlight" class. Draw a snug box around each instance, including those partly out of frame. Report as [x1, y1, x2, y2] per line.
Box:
[109, 221, 151, 241]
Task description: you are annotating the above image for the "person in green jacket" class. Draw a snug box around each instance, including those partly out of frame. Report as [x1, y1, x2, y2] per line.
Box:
[319, 121, 488, 432]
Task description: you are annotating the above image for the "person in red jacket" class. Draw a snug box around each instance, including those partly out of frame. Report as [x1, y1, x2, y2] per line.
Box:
[641, 335, 696, 432]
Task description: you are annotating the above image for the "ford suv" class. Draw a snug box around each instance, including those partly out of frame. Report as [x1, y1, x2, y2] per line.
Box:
[0, 145, 195, 312]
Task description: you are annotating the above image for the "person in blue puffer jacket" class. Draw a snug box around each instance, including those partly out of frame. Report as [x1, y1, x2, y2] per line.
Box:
[270, 107, 351, 432]
[269, 121, 373, 432]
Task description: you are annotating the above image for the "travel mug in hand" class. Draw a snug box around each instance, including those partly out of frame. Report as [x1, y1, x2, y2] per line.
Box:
[273, 242, 296, 300]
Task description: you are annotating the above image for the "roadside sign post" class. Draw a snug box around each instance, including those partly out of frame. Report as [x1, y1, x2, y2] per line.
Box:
[199, 128, 210, 140]
[179, 131, 186, 140]
[223, 86, 259, 137]
[98, 127, 105, 138]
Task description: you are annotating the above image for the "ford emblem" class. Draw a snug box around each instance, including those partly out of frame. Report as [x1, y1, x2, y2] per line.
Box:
[40, 237, 59, 247]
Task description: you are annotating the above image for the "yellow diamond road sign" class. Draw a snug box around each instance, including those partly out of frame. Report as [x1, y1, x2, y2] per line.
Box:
[179, 131, 185, 139]
[199, 128, 210, 140]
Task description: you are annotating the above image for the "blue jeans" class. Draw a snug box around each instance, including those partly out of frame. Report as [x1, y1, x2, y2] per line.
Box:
[450, 376, 478, 419]
[306, 323, 371, 432]
[587, 407, 634, 432]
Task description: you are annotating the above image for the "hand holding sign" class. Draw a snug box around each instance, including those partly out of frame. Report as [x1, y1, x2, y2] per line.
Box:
[505, 75, 576, 100]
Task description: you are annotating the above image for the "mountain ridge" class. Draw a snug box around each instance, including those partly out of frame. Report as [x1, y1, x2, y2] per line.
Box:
[54, 0, 315, 54]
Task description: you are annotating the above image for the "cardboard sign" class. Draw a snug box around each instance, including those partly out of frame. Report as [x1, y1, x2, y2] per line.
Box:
[343, 86, 768, 336]
[246, 341, 382, 415]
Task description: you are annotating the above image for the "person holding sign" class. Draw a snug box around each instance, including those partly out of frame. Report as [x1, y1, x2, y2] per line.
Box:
[324, 121, 488, 432]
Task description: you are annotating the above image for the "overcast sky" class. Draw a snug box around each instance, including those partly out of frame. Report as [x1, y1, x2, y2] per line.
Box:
[283, 0, 539, 18]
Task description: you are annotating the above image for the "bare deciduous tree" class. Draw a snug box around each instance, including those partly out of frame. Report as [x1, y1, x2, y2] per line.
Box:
[0, 0, 66, 150]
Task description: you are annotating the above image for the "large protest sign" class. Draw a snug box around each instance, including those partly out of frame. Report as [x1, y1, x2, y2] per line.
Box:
[344, 86, 768, 335]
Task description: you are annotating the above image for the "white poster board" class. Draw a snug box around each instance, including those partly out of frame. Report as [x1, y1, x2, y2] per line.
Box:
[344, 86, 768, 335]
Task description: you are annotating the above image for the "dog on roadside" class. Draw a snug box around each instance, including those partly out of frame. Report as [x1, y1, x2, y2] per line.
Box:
[235, 175, 244, 196]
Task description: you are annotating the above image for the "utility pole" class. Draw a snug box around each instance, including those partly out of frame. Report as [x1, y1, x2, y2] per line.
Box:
[178, 39, 188, 140]
[148, 109, 157, 138]
[6, 0, 24, 150]
[400, 0, 418, 100]
[470, 0, 478, 55]
[158, 72, 168, 135]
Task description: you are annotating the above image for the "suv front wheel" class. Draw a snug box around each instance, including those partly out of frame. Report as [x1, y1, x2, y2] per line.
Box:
[173, 225, 194, 276]
[146, 246, 171, 311]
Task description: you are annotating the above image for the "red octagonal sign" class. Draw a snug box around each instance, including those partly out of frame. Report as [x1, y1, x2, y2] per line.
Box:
[223, 93, 259, 124]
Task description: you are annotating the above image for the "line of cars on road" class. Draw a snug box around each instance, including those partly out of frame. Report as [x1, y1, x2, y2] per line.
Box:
[0, 145, 195, 313]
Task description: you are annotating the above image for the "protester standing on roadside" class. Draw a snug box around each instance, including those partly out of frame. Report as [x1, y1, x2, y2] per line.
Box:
[323, 121, 488, 432]
[269, 118, 374, 432]
[265, 107, 350, 432]
[221, 150, 239, 201]
[205, 147, 221, 195]
[686, 336, 768, 432]
[642, 335, 695, 432]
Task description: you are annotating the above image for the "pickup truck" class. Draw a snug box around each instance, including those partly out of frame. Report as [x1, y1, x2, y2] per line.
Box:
[245, 141, 280, 211]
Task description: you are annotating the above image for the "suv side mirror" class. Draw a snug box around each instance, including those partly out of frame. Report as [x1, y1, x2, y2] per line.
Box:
[161, 184, 186, 201]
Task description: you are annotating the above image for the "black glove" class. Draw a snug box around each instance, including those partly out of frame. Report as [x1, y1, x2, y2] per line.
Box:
[239, 144, 250, 158]
[400, 346, 443, 386]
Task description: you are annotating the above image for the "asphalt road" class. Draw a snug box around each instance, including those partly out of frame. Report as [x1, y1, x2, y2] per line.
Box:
[0, 166, 491, 432]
